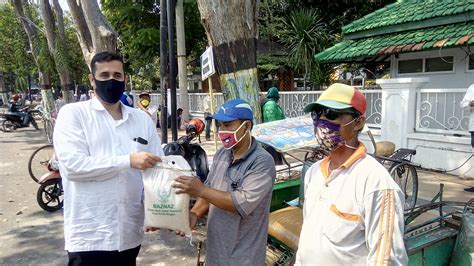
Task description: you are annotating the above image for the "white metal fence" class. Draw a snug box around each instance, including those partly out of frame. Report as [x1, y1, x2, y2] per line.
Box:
[134, 89, 469, 135]
[361, 90, 382, 128]
[415, 88, 469, 136]
[137, 89, 383, 129]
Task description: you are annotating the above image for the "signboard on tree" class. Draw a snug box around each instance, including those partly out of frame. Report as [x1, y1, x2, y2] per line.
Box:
[200, 46, 216, 81]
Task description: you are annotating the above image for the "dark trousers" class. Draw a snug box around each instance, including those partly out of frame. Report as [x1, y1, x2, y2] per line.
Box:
[68, 245, 141, 266]
[471, 132, 474, 148]
[205, 118, 212, 139]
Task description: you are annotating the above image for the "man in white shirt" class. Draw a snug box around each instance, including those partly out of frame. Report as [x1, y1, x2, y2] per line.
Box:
[55, 93, 66, 112]
[53, 52, 164, 266]
[295, 83, 408, 265]
[460, 84, 474, 192]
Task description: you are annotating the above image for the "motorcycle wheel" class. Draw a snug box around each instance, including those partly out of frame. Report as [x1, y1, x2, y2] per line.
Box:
[2, 120, 16, 132]
[37, 179, 63, 212]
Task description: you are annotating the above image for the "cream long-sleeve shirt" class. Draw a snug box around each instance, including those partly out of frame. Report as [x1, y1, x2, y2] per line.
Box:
[460, 84, 474, 132]
[295, 144, 408, 266]
[53, 97, 164, 252]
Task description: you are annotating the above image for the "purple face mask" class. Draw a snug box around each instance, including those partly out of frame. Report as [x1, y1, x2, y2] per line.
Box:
[315, 119, 344, 154]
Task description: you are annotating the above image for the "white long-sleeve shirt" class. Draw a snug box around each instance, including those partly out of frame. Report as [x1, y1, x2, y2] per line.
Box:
[460, 84, 474, 132]
[295, 144, 408, 266]
[53, 97, 164, 252]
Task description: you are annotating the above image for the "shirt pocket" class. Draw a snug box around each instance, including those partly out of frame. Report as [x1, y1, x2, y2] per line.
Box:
[129, 139, 149, 153]
[226, 169, 245, 192]
[323, 204, 362, 245]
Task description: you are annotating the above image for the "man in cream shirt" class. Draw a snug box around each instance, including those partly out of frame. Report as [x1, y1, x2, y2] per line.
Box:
[295, 83, 408, 265]
[54, 52, 163, 265]
[460, 84, 474, 192]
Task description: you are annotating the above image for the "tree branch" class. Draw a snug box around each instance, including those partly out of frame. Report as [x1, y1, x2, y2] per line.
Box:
[66, 0, 93, 67]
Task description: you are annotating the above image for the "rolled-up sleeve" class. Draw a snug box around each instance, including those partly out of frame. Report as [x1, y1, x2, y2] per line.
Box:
[53, 105, 130, 182]
[230, 166, 275, 218]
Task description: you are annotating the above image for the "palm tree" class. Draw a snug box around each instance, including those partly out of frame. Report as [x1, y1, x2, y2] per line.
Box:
[281, 9, 328, 90]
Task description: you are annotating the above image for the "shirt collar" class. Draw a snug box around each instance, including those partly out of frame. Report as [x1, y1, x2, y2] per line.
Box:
[340, 143, 367, 169]
[90, 97, 105, 111]
[320, 142, 367, 179]
[90, 97, 131, 122]
[225, 136, 258, 164]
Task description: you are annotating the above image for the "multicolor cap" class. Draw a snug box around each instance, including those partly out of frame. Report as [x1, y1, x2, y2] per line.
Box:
[303, 83, 366, 115]
[209, 99, 253, 122]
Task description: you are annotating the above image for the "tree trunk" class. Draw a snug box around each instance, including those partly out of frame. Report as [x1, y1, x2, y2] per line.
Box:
[176, 0, 190, 121]
[11, 0, 55, 113]
[196, 0, 262, 123]
[40, 0, 74, 103]
[67, 0, 117, 68]
[303, 61, 308, 91]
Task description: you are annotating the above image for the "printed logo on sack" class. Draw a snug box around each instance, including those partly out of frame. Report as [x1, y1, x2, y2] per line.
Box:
[158, 189, 170, 203]
[153, 188, 174, 209]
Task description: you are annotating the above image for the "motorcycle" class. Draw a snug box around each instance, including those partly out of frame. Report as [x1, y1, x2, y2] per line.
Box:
[2, 106, 39, 132]
[36, 153, 63, 212]
[163, 118, 209, 182]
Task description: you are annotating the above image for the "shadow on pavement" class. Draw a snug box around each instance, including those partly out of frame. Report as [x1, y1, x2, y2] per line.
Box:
[139, 229, 206, 265]
[0, 217, 66, 265]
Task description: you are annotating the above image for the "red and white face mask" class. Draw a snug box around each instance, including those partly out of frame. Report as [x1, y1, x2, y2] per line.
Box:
[218, 122, 249, 150]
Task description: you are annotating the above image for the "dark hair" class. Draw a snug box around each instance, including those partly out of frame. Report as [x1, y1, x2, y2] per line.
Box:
[241, 119, 254, 130]
[90, 52, 124, 76]
[349, 107, 362, 118]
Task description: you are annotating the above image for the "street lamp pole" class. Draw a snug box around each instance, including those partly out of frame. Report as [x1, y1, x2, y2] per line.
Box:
[167, 0, 178, 141]
[160, 0, 169, 143]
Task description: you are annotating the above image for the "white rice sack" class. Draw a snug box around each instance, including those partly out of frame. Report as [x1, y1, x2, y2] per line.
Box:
[143, 155, 193, 236]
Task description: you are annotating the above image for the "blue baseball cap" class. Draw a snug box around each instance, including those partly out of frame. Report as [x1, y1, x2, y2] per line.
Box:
[209, 99, 254, 122]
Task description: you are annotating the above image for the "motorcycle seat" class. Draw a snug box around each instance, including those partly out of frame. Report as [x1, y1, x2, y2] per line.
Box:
[268, 206, 303, 251]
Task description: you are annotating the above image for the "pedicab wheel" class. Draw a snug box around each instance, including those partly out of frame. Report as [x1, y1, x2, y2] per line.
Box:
[389, 163, 418, 210]
[28, 144, 54, 183]
[31, 117, 39, 130]
[37, 179, 63, 212]
[2, 120, 15, 132]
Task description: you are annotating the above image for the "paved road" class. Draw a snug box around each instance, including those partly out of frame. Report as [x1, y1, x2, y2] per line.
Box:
[0, 125, 205, 266]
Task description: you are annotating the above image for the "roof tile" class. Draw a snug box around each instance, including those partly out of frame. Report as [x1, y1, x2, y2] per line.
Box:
[342, 0, 474, 34]
[316, 22, 474, 63]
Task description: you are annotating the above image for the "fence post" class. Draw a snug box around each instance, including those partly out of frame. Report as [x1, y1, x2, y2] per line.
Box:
[376, 77, 429, 149]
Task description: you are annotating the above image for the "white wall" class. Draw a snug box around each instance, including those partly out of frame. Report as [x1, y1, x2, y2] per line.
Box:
[377, 77, 473, 178]
[391, 47, 474, 89]
[406, 133, 472, 177]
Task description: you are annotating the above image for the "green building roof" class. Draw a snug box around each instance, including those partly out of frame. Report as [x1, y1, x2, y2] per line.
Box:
[316, 21, 474, 63]
[343, 0, 474, 34]
[316, 0, 474, 63]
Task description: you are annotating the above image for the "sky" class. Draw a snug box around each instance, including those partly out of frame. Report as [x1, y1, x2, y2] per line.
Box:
[59, 0, 69, 12]
[57, 0, 102, 12]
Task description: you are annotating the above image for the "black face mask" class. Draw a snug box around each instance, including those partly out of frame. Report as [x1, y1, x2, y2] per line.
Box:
[94, 78, 125, 104]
